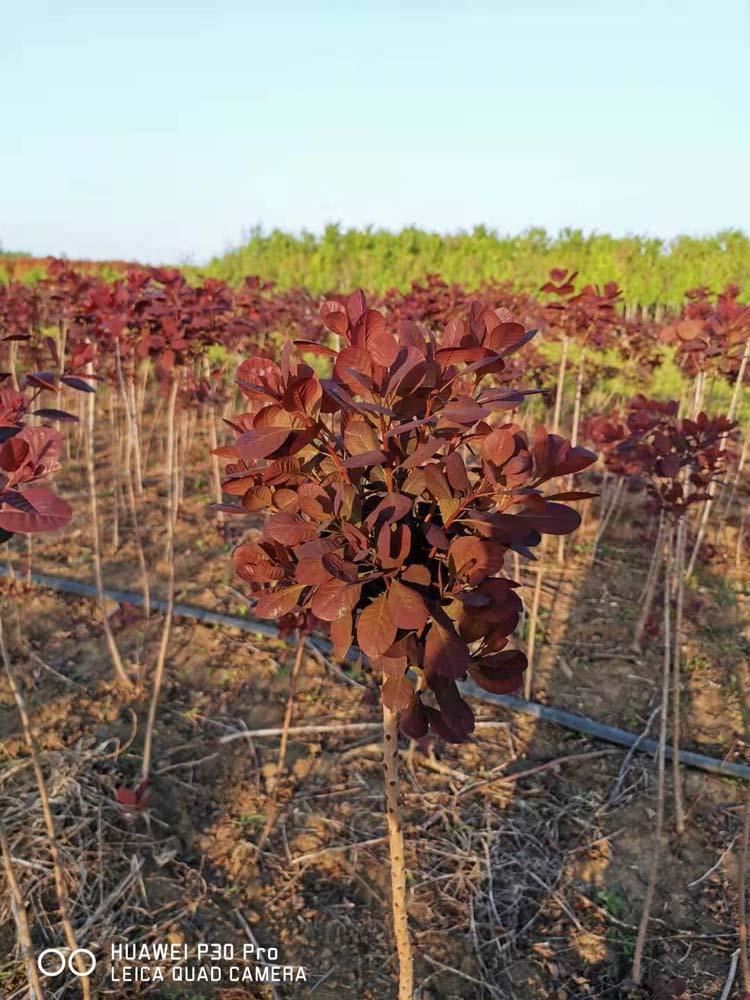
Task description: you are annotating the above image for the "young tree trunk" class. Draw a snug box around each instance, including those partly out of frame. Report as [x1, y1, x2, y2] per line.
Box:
[271, 634, 306, 795]
[591, 476, 624, 563]
[141, 373, 180, 785]
[203, 356, 224, 522]
[75, 389, 86, 461]
[208, 408, 224, 516]
[142, 392, 165, 475]
[672, 519, 686, 836]
[0, 615, 92, 998]
[382, 704, 414, 1000]
[108, 392, 120, 552]
[115, 345, 151, 617]
[175, 409, 189, 514]
[728, 339, 750, 425]
[128, 373, 145, 496]
[137, 361, 149, 417]
[692, 369, 706, 417]
[84, 369, 131, 687]
[557, 349, 585, 565]
[551, 334, 569, 436]
[633, 513, 664, 650]
[688, 341, 748, 576]
[738, 786, 750, 994]
[9, 340, 19, 392]
[0, 830, 45, 1000]
[25, 535, 32, 586]
[738, 512, 747, 571]
[719, 415, 749, 526]
[632, 527, 672, 985]
[524, 535, 548, 700]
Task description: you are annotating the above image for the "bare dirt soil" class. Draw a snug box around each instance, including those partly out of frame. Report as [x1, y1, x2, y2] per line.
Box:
[1, 443, 749, 1000]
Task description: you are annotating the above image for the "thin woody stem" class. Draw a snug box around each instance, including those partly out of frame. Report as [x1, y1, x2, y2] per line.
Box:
[382, 705, 414, 1000]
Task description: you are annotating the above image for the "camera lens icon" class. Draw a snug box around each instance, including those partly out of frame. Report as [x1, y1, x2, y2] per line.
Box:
[37, 948, 96, 977]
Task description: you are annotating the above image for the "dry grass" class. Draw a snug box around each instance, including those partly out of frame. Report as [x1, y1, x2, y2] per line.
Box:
[0, 739, 205, 998]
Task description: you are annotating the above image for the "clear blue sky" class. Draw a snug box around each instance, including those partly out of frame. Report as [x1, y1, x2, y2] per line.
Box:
[2, 0, 748, 263]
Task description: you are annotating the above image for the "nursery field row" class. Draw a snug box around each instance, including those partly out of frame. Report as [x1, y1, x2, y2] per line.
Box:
[0, 259, 748, 999]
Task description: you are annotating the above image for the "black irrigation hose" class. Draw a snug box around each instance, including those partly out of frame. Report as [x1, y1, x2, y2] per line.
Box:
[4, 566, 750, 782]
[0, 568, 281, 641]
[458, 680, 750, 782]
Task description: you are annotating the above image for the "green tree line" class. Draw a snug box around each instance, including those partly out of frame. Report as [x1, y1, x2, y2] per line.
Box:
[202, 225, 750, 307]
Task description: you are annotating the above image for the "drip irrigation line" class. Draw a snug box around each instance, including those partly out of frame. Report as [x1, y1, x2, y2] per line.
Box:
[458, 680, 750, 782]
[4, 566, 750, 783]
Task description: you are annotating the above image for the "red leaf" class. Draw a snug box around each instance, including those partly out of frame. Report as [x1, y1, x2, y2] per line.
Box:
[241, 484, 273, 510]
[556, 445, 597, 476]
[423, 464, 453, 500]
[265, 512, 316, 545]
[32, 408, 78, 423]
[448, 536, 505, 585]
[236, 426, 292, 461]
[322, 552, 359, 582]
[382, 674, 414, 711]
[272, 488, 299, 512]
[401, 565, 431, 587]
[439, 398, 490, 425]
[254, 585, 305, 619]
[387, 580, 430, 631]
[295, 556, 334, 585]
[0, 437, 30, 472]
[330, 613, 353, 659]
[469, 649, 527, 694]
[27, 371, 58, 391]
[445, 451, 471, 494]
[429, 677, 475, 740]
[364, 493, 412, 532]
[356, 595, 397, 658]
[424, 618, 470, 679]
[400, 695, 429, 739]
[294, 340, 338, 358]
[115, 780, 150, 813]
[334, 346, 374, 393]
[287, 376, 322, 415]
[60, 374, 96, 393]
[399, 438, 444, 469]
[344, 418, 380, 456]
[362, 311, 399, 367]
[514, 502, 582, 536]
[346, 289, 367, 327]
[298, 483, 332, 521]
[543, 490, 598, 501]
[343, 450, 388, 469]
[311, 580, 362, 621]
[377, 522, 412, 569]
[320, 300, 350, 336]
[481, 427, 517, 466]
[435, 346, 492, 366]
[0, 487, 71, 534]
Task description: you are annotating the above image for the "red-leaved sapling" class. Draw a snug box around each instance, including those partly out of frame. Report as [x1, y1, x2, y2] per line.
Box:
[215, 292, 596, 998]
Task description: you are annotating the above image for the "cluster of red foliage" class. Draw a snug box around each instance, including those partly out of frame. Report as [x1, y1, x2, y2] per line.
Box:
[0, 334, 96, 540]
[218, 292, 596, 742]
[541, 269, 623, 348]
[661, 284, 750, 381]
[0, 254, 132, 282]
[589, 395, 735, 520]
[1, 265, 328, 414]
[11, 261, 749, 415]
